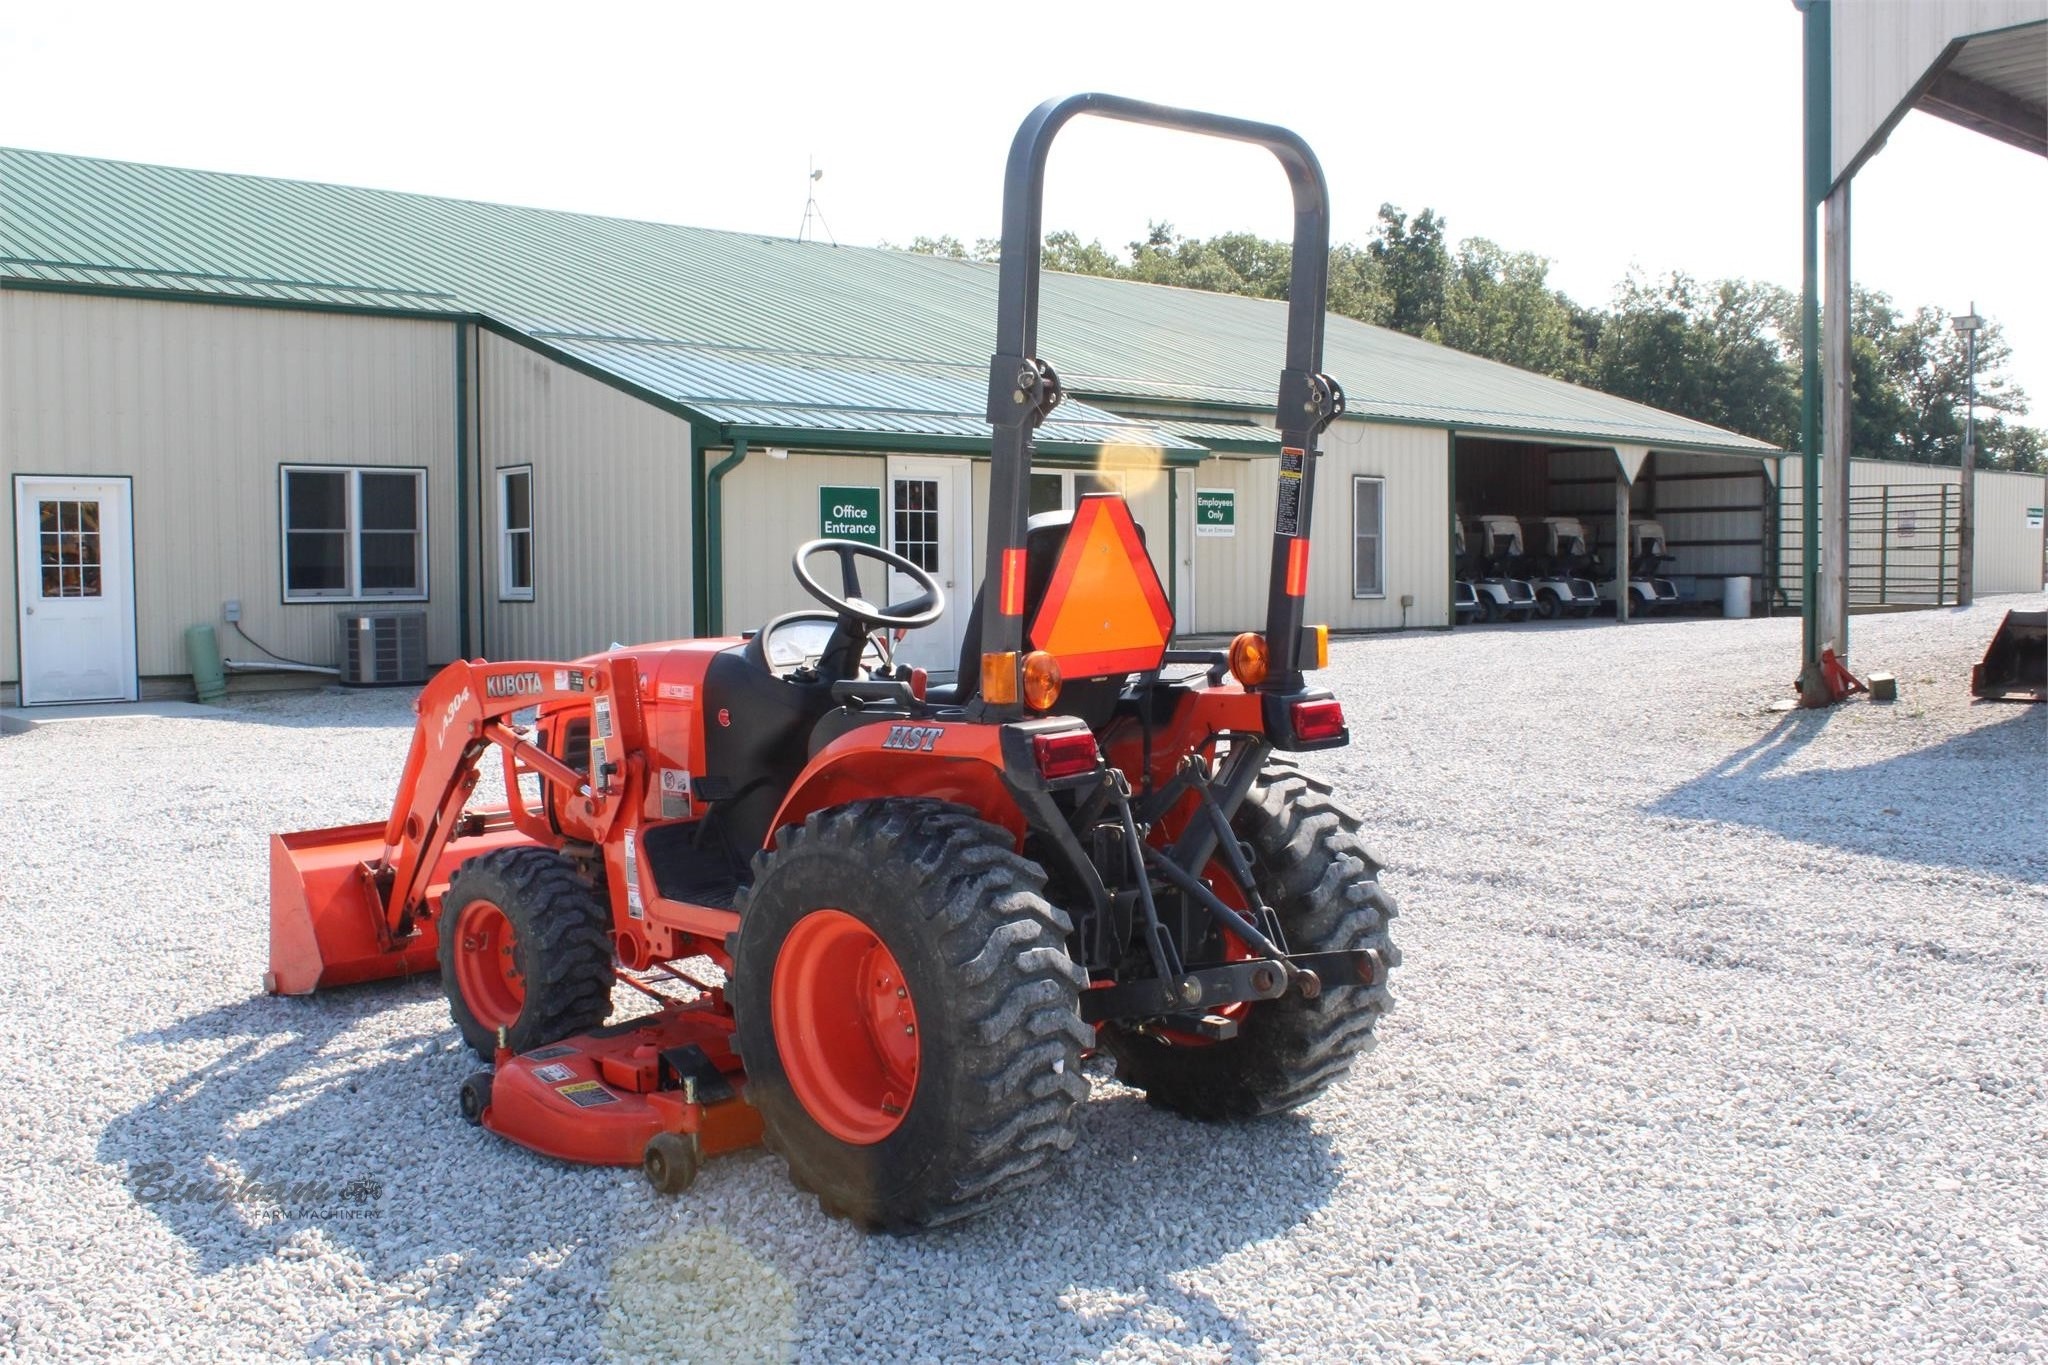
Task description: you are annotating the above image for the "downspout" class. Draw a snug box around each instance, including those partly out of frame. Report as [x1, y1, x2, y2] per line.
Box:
[453, 322, 472, 659]
[1166, 463, 1179, 640]
[688, 420, 718, 635]
[705, 436, 749, 636]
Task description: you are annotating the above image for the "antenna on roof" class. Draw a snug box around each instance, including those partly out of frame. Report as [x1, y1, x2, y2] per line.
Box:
[799, 157, 837, 246]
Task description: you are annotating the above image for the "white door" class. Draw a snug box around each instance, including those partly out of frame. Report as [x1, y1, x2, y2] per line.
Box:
[14, 476, 138, 704]
[885, 458, 973, 677]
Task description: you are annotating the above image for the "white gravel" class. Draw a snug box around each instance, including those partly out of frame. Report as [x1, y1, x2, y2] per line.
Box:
[2, 595, 2043, 1363]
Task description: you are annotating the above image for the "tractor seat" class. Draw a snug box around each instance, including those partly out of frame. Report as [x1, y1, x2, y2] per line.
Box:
[924, 507, 1145, 729]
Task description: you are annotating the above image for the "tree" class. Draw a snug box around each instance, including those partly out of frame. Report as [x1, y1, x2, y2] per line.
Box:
[1845, 288, 2037, 471]
[885, 234, 999, 261]
[1365, 205, 1449, 338]
[1436, 237, 1586, 381]
[1592, 272, 1799, 449]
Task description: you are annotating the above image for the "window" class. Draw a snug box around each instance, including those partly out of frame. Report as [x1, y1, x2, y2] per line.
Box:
[500, 466, 533, 600]
[1351, 476, 1384, 598]
[37, 499, 103, 598]
[280, 466, 426, 600]
[1029, 467, 1127, 515]
[892, 477, 940, 572]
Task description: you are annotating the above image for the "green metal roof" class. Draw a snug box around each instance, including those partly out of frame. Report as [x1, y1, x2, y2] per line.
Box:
[0, 147, 1779, 458]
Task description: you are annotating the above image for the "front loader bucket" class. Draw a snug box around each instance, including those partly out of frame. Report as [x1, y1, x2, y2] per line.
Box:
[266, 819, 535, 995]
[1971, 609, 2047, 703]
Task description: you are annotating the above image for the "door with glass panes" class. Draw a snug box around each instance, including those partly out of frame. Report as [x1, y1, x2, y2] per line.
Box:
[12, 476, 137, 704]
[885, 458, 973, 676]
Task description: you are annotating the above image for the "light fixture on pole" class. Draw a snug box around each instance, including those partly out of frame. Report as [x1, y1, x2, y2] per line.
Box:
[1951, 305, 1982, 607]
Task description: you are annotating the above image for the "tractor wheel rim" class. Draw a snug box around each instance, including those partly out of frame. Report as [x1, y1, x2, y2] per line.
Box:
[453, 899, 524, 1032]
[772, 908, 920, 1145]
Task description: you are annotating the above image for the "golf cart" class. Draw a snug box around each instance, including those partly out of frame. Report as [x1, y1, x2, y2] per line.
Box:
[1595, 518, 1682, 615]
[1470, 516, 1537, 622]
[1531, 517, 1602, 619]
[1450, 519, 1482, 624]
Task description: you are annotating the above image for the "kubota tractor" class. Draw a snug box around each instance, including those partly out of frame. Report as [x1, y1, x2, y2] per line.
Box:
[267, 94, 1398, 1231]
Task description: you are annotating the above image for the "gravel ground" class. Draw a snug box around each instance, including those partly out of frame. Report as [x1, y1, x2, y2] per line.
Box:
[2, 596, 2043, 1363]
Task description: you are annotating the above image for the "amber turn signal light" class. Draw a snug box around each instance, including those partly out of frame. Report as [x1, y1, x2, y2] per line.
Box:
[1022, 650, 1063, 711]
[1228, 632, 1270, 687]
[981, 651, 1019, 705]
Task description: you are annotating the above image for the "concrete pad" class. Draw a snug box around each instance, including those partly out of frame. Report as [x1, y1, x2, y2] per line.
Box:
[0, 700, 233, 734]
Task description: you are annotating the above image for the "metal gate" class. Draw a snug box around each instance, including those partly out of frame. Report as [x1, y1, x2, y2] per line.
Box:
[1775, 483, 1962, 608]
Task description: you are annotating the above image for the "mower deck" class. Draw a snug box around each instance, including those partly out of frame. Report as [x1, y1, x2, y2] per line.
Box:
[470, 997, 762, 1189]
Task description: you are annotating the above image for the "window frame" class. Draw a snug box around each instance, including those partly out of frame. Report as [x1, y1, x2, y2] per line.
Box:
[1351, 475, 1386, 600]
[278, 463, 429, 603]
[498, 464, 534, 602]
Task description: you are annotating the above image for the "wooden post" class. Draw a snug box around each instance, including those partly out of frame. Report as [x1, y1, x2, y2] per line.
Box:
[1820, 180, 1852, 659]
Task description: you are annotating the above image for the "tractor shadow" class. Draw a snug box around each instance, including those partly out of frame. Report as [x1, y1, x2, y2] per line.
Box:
[1647, 706, 2047, 882]
[103, 988, 1347, 1361]
[94, 980, 640, 1347]
[559, 1066, 1349, 1365]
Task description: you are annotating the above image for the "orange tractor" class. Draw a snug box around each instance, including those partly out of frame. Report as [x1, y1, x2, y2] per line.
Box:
[268, 94, 1398, 1230]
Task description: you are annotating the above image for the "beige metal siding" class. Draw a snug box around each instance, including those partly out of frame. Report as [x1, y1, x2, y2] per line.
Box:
[1973, 468, 2048, 593]
[718, 450, 887, 632]
[1192, 418, 1448, 633]
[477, 334, 695, 660]
[1831, 0, 2045, 181]
[0, 290, 457, 683]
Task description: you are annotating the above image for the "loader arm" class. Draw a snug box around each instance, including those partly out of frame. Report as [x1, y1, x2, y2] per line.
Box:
[371, 658, 642, 939]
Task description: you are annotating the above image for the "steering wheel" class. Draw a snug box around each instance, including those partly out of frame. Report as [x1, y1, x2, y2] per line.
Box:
[792, 539, 946, 631]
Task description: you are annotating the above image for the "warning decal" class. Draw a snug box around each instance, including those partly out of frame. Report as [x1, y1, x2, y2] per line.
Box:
[660, 768, 694, 820]
[524, 1044, 577, 1061]
[1275, 447, 1305, 537]
[532, 1062, 575, 1084]
[556, 1080, 619, 1108]
[622, 829, 644, 919]
[657, 682, 695, 702]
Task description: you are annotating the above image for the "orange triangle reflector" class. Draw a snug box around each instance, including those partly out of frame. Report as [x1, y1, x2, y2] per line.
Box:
[1029, 495, 1174, 678]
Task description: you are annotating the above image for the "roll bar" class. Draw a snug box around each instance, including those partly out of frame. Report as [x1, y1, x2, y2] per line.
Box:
[977, 93, 1345, 714]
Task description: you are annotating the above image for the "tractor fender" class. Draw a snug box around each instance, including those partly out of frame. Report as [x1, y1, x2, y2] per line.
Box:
[765, 718, 1026, 849]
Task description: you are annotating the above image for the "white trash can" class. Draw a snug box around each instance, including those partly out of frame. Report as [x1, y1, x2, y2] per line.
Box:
[1722, 575, 1753, 619]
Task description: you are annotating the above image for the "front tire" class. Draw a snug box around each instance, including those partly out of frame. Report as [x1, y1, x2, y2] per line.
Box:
[437, 846, 614, 1060]
[731, 800, 1090, 1231]
[1535, 589, 1560, 620]
[1102, 770, 1398, 1119]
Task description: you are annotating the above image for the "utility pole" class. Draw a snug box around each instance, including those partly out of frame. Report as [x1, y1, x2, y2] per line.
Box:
[1952, 305, 1982, 607]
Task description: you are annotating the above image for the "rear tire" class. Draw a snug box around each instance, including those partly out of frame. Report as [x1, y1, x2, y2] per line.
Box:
[1102, 770, 1398, 1119]
[731, 799, 1089, 1231]
[437, 846, 614, 1060]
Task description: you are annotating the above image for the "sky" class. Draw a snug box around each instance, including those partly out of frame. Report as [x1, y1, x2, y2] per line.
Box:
[2, 0, 2042, 425]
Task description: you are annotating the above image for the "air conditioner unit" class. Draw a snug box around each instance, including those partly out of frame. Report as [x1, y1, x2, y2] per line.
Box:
[338, 610, 427, 687]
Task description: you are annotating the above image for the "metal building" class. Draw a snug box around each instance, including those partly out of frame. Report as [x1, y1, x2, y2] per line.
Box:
[3, 148, 1785, 703]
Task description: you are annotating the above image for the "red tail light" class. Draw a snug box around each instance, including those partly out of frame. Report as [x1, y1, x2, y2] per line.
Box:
[1290, 699, 1346, 741]
[1032, 731, 1099, 779]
